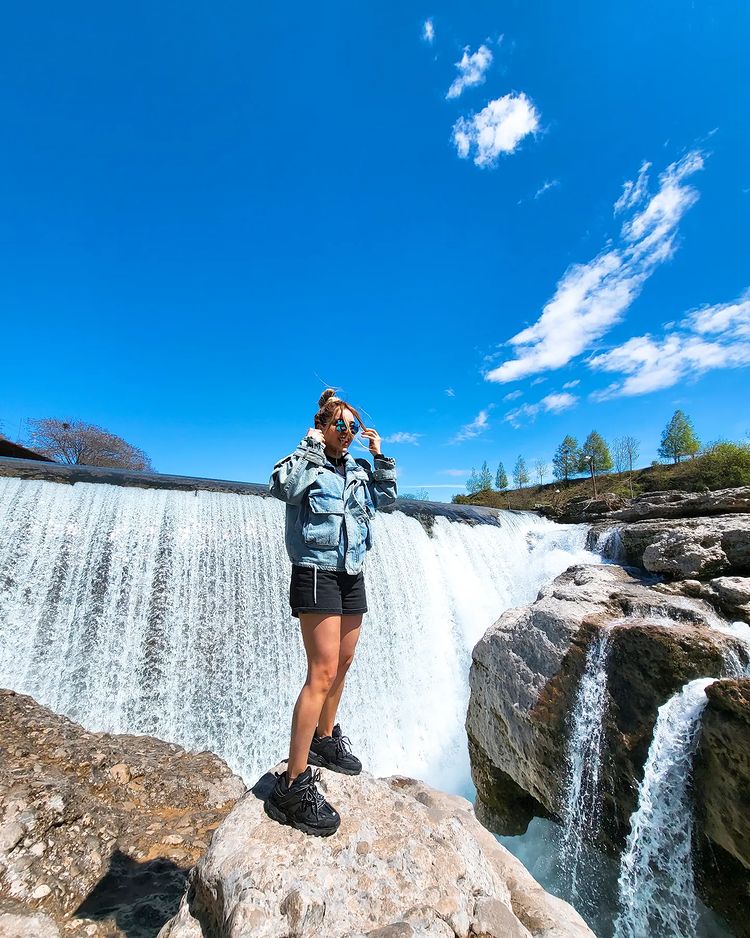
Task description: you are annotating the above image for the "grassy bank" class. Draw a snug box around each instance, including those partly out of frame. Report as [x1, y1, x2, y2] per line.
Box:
[453, 442, 750, 511]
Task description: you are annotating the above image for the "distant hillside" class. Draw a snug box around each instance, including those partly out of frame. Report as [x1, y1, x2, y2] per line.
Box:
[453, 443, 750, 511]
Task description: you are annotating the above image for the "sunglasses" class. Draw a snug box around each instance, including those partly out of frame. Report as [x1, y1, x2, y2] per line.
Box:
[333, 418, 360, 434]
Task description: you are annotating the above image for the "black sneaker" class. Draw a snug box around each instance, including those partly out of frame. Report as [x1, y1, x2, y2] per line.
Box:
[264, 766, 340, 837]
[308, 724, 362, 776]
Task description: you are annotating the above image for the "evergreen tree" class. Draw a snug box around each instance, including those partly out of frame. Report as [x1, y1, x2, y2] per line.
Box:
[658, 410, 700, 463]
[495, 461, 508, 490]
[513, 455, 530, 489]
[552, 435, 580, 484]
[579, 431, 613, 473]
[478, 460, 493, 491]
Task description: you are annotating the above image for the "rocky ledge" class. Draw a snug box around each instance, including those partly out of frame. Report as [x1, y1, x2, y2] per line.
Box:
[160, 767, 593, 938]
[0, 690, 592, 938]
[550, 485, 750, 525]
[0, 689, 246, 937]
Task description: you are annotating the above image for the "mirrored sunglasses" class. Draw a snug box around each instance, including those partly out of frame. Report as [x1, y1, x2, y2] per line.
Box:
[333, 418, 360, 434]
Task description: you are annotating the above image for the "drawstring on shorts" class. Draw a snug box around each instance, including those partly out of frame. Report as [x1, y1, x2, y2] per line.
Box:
[313, 566, 317, 605]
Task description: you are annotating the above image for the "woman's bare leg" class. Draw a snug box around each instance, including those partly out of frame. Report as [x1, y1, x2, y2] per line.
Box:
[317, 614, 362, 738]
[286, 613, 341, 781]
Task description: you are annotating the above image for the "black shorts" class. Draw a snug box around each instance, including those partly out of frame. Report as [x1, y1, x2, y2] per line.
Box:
[289, 564, 367, 619]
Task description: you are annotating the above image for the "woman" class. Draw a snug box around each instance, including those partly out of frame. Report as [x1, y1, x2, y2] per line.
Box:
[265, 389, 398, 836]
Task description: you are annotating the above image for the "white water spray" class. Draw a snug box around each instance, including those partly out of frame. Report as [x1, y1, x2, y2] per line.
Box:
[613, 678, 715, 938]
[559, 627, 613, 901]
[0, 477, 597, 789]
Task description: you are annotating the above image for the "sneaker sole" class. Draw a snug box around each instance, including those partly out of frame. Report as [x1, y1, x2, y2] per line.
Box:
[264, 797, 340, 837]
[307, 751, 362, 776]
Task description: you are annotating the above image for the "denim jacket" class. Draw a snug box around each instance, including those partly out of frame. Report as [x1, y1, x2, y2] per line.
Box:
[269, 436, 398, 574]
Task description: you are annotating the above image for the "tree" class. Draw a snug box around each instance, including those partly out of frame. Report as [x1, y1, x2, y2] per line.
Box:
[478, 460, 493, 491]
[466, 468, 480, 494]
[658, 410, 700, 463]
[579, 431, 613, 497]
[513, 455, 530, 489]
[552, 435, 580, 484]
[579, 431, 613, 474]
[495, 461, 508, 491]
[401, 489, 430, 500]
[619, 435, 640, 497]
[534, 459, 548, 486]
[27, 418, 152, 470]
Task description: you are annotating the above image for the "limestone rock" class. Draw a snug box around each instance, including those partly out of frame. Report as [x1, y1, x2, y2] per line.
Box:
[617, 515, 750, 579]
[654, 576, 750, 624]
[0, 689, 245, 938]
[609, 486, 750, 522]
[466, 564, 747, 848]
[159, 770, 593, 938]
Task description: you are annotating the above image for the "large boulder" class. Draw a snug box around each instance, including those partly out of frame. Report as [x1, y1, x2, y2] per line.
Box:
[159, 768, 594, 938]
[0, 689, 246, 937]
[616, 515, 750, 579]
[609, 487, 750, 522]
[694, 678, 750, 935]
[654, 576, 750, 624]
[466, 565, 747, 849]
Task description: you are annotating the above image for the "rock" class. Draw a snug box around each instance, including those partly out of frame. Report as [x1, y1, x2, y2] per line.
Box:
[693, 678, 750, 937]
[0, 909, 61, 937]
[554, 493, 628, 524]
[653, 576, 750, 624]
[0, 689, 245, 938]
[466, 564, 747, 850]
[609, 487, 750, 523]
[159, 770, 594, 938]
[617, 515, 750, 579]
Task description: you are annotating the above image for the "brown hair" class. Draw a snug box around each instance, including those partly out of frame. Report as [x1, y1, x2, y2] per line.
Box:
[314, 389, 368, 431]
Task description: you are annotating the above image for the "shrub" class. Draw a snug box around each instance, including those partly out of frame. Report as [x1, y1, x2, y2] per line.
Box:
[698, 442, 750, 489]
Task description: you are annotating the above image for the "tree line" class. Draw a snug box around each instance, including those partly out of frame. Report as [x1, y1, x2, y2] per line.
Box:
[466, 409, 701, 498]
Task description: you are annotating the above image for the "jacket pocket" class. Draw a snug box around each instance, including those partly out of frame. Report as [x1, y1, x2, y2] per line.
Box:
[302, 492, 345, 548]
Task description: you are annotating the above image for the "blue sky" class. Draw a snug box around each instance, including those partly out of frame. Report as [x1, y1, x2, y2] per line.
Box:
[2, 1, 748, 500]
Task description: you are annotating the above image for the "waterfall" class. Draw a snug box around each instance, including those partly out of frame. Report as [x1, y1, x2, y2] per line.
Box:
[0, 476, 597, 790]
[613, 678, 715, 938]
[593, 526, 625, 563]
[559, 627, 613, 906]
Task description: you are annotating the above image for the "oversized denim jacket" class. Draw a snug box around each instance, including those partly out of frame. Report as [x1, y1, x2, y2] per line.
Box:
[269, 436, 398, 574]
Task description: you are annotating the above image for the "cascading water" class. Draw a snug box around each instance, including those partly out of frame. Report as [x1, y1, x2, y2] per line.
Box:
[559, 627, 613, 906]
[613, 678, 716, 938]
[0, 476, 598, 791]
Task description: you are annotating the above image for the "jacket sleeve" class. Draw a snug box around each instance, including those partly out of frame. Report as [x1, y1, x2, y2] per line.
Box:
[268, 437, 326, 505]
[357, 454, 397, 511]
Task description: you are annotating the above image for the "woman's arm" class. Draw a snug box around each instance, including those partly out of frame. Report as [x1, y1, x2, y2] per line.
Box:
[357, 427, 397, 509]
[269, 431, 326, 505]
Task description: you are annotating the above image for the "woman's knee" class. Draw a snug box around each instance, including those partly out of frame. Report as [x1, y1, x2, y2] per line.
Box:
[337, 651, 355, 675]
[308, 659, 338, 694]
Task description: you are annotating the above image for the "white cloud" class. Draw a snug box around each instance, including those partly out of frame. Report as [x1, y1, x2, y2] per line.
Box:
[504, 392, 578, 428]
[531, 376, 547, 386]
[452, 93, 540, 168]
[444, 387, 455, 396]
[441, 468, 471, 476]
[382, 431, 422, 445]
[422, 18, 435, 44]
[451, 407, 493, 442]
[446, 44, 493, 99]
[534, 179, 560, 200]
[562, 379, 580, 389]
[503, 389, 523, 401]
[485, 151, 705, 383]
[589, 288, 750, 398]
[614, 161, 651, 214]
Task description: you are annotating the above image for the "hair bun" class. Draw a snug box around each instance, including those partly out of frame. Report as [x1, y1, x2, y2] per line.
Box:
[318, 388, 340, 408]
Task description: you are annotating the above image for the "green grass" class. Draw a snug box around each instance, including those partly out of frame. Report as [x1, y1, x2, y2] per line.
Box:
[453, 442, 750, 511]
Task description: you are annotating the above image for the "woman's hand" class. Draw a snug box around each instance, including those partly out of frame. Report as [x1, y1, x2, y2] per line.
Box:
[361, 428, 381, 456]
[306, 427, 325, 445]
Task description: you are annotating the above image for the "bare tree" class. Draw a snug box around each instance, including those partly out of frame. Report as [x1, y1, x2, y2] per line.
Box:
[613, 438, 628, 474]
[534, 459, 548, 486]
[621, 435, 640, 497]
[27, 419, 152, 471]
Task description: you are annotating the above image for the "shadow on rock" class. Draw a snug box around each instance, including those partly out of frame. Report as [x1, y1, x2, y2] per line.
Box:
[75, 849, 189, 938]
